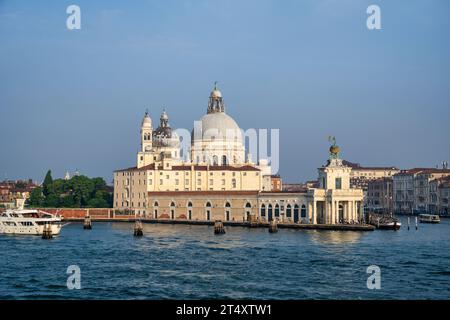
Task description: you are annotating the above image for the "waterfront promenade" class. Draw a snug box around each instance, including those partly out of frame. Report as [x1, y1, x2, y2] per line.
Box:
[30, 208, 374, 231]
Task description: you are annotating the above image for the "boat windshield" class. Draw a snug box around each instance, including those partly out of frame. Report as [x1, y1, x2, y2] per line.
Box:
[21, 212, 40, 218]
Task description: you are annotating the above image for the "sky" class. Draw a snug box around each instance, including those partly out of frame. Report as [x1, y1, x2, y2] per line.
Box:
[0, 0, 449, 184]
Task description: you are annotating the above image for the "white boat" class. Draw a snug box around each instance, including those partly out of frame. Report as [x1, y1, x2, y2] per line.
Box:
[0, 209, 63, 235]
[419, 214, 440, 224]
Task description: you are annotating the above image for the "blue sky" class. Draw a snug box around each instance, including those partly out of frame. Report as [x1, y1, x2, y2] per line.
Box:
[1, 0, 449, 184]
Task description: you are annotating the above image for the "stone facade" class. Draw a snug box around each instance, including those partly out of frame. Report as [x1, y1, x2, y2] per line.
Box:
[113, 86, 364, 224]
[393, 168, 450, 214]
[366, 177, 393, 213]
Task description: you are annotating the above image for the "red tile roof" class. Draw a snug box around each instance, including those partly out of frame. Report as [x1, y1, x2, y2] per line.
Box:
[116, 164, 260, 172]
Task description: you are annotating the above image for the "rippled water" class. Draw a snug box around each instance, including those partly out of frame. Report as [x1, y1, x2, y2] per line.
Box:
[1, 217, 449, 299]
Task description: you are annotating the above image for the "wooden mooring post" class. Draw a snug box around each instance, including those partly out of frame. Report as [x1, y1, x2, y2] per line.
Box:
[214, 220, 226, 235]
[269, 220, 278, 233]
[42, 223, 53, 239]
[134, 220, 144, 237]
[83, 215, 92, 230]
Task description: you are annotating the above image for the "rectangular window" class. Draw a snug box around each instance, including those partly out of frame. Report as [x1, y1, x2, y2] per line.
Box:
[175, 179, 179, 185]
[185, 179, 189, 185]
[209, 179, 213, 185]
[336, 178, 342, 190]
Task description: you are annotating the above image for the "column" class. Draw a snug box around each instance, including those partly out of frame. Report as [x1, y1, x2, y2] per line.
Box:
[330, 200, 334, 225]
[361, 201, 365, 222]
[351, 201, 355, 222]
[308, 202, 312, 224]
[313, 201, 317, 224]
[337, 200, 340, 224]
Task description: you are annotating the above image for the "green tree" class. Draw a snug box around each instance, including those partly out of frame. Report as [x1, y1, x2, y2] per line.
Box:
[42, 170, 53, 197]
[28, 187, 44, 207]
[87, 197, 109, 208]
[44, 193, 60, 207]
[69, 175, 94, 207]
[60, 194, 75, 208]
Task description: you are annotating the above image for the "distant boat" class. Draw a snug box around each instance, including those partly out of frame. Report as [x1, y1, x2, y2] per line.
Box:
[367, 212, 401, 230]
[0, 209, 63, 235]
[419, 214, 440, 224]
[377, 219, 401, 230]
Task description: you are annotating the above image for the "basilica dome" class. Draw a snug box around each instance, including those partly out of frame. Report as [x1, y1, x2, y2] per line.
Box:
[194, 112, 242, 142]
[190, 84, 245, 165]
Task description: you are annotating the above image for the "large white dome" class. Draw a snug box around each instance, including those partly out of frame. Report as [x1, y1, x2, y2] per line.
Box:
[193, 112, 243, 142]
[190, 84, 246, 165]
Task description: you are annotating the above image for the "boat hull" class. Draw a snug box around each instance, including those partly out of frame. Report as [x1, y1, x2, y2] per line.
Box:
[0, 223, 62, 235]
[377, 223, 401, 230]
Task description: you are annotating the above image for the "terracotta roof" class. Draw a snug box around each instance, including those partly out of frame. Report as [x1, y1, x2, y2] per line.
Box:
[343, 160, 398, 171]
[261, 190, 307, 195]
[115, 164, 157, 172]
[116, 164, 260, 172]
[184, 165, 261, 172]
[394, 168, 450, 176]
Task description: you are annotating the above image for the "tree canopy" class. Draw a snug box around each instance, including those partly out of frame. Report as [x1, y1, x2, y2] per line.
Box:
[27, 171, 112, 208]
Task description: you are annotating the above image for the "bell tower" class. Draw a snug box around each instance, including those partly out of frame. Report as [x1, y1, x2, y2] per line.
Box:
[141, 110, 152, 152]
[137, 110, 153, 168]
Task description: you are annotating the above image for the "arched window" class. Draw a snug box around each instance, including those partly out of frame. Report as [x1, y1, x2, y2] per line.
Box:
[245, 202, 251, 208]
[213, 155, 218, 166]
[170, 202, 176, 207]
[294, 204, 299, 223]
[275, 204, 280, 217]
[187, 202, 193, 220]
[222, 155, 228, 165]
[286, 204, 292, 218]
[260, 204, 266, 217]
[205, 202, 212, 220]
[301, 204, 307, 218]
[154, 201, 159, 207]
[224, 202, 231, 221]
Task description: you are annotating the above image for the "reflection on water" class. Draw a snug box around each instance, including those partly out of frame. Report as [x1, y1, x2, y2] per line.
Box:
[1, 221, 450, 299]
[309, 230, 364, 245]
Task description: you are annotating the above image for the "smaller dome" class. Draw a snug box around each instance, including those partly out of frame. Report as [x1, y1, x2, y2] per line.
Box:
[142, 112, 152, 127]
[210, 89, 222, 98]
[154, 126, 172, 138]
[160, 110, 169, 121]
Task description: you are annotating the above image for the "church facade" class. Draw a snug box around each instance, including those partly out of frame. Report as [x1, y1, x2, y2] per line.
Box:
[113, 85, 364, 224]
